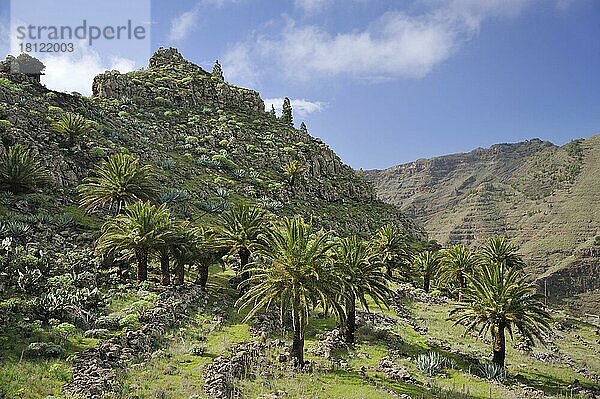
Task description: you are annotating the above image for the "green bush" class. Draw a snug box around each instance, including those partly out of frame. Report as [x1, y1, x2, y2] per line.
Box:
[594, 236, 600, 246]
[0, 119, 11, 132]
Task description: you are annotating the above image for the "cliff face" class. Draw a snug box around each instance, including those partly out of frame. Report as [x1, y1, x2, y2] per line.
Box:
[365, 137, 600, 307]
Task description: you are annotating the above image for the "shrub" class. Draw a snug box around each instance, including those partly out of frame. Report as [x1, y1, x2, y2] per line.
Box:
[24, 342, 65, 359]
[594, 236, 600, 246]
[0, 119, 11, 132]
[0, 144, 49, 193]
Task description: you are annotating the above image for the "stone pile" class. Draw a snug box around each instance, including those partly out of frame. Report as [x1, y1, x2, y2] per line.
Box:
[377, 356, 413, 382]
[312, 328, 348, 360]
[202, 341, 264, 399]
[64, 285, 206, 399]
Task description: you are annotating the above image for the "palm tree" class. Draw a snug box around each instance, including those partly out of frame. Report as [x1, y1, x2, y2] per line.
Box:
[439, 244, 476, 300]
[333, 236, 392, 343]
[371, 224, 413, 279]
[449, 259, 551, 368]
[52, 112, 88, 146]
[412, 251, 440, 293]
[0, 144, 48, 193]
[283, 159, 305, 194]
[479, 236, 525, 271]
[214, 203, 269, 282]
[169, 222, 204, 286]
[236, 216, 342, 367]
[79, 153, 156, 214]
[96, 201, 172, 282]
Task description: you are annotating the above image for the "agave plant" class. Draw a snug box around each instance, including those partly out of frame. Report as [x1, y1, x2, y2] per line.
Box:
[415, 351, 446, 377]
[52, 112, 89, 146]
[0, 144, 49, 193]
[1, 221, 31, 238]
[157, 188, 189, 204]
[52, 213, 75, 229]
[476, 362, 506, 381]
[233, 169, 246, 180]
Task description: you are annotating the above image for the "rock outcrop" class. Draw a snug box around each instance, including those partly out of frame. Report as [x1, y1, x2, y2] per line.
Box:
[92, 47, 264, 113]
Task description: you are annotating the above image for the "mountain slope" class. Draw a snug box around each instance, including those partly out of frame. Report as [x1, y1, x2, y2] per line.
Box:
[364, 136, 600, 308]
[0, 47, 418, 243]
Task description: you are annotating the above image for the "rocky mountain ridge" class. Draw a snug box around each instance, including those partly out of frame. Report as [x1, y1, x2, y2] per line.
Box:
[365, 136, 600, 311]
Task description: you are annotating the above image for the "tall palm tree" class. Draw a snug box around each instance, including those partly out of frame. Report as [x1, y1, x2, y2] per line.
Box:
[371, 224, 413, 279]
[412, 251, 440, 293]
[0, 144, 48, 193]
[79, 153, 156, 214]
[440, 244, 476, 300]
[52, 112, 89, 146]
[479, 236, 525, 271]
[449, 259, 551, 368]
[96, 201, 171, 282]
[236, 216, 342, 367]
[333, 236, 392, 343]
[215, 203, 269, 282]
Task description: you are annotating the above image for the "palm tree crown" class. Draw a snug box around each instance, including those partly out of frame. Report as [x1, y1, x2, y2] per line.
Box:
[440, 244, 476, 299]
[79, 153, 156, 214]
[96, 201, 172, 282]
[412, 250, 440, 293]
[371, 224, 412, 279]
[0, 144, 48, 193]
[479, 236, 525, 270]
[215, 203, 269, 281]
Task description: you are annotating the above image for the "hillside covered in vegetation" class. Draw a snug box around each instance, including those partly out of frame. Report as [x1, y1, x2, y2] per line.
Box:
[0, 49, 599, 399]
[365, 137, 600, 313]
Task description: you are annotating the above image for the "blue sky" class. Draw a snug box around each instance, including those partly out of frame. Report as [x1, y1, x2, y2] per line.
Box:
[2, 0, 599, 169]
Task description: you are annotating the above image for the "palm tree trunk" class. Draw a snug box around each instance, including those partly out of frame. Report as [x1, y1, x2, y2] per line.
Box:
[291, 311, 304, 368]
[135, 249, 148, 282]
[239, 248, 250, 281]
[160, 250, 170, 286]
[492, 322, 506, 367]
[342, 294, 356, 344]
[174, 261, 184, 285]
[424, 273, 431, 293]
[197, 262, 209, 287]
[386, 263, 393, 278]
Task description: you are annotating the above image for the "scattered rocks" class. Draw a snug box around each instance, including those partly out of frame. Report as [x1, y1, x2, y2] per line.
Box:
[377, 356, 413, 382]
[64, 285, 206, 399]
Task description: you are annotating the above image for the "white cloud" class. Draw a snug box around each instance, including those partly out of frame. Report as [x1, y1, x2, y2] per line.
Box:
[169, 4, 202, 42]
[263, 97, 326, 118]
[294, 0, 333, 14]
[221, 43, 260, 88]
[40, 45, 136, 95]
[224, 0, 532, 82]
[168, 0, 239, 42]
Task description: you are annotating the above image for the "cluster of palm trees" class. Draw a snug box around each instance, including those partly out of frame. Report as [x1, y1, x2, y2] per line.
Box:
[414, 238, 551, 368]
[80, 153, 551, 370]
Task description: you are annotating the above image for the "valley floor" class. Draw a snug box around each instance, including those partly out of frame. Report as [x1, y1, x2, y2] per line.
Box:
[1, 266, 599, 399]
